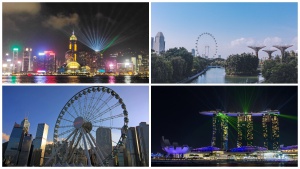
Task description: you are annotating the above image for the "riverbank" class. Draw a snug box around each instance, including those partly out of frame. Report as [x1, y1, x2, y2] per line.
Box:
[178, 67, 209, 83]
[152, 159, 297, 166]
[178, 67, 263, 83]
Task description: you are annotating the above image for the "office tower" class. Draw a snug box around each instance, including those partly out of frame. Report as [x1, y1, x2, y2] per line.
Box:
[31, 123, 49, 166]
[237, 114, 253, 147]
[12, 48, 19, 73]
[22, 48, 32, 72]
[21, 118, 30, 133]
[191, 49, 195, 56]
[262, 114, 280, 150]
[211, 113, 228, 150]
[131, 57, 137, 73]
[96, 127, 112, 165]
[136, 122, 149, 166]
[17, 134, 33, 166]
[154, 32, 165, 54]
[151, 37, 154, 50]
[4, 123, 25, 165]
[124, 127, 141, 166]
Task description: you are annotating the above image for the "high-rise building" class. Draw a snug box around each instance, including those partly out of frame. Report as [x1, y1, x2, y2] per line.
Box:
[96, 127, 112, 165]
[22, 48, 32, 72]
[262, 114, 280, 150]
[237, 114, 253, 147]
[69, 31, 78, 62]
[12, 48, 19, 73]
[31, 123, 49, 166]
[17, 134, 33, 166]
[21, 118, 30, 133]
[151, 37, 154, 50]
[211, 113, 228, 150]
[4, 123, 25, 165]
[124, 127, 141, 166]
[154, 32, 165, 54]
[136, 122, 149, 166]
[191, 49, 195, 57]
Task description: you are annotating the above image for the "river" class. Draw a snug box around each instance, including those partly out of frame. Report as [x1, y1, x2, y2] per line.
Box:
[191, 67, 264, 83]
[2, 75, 149, 84]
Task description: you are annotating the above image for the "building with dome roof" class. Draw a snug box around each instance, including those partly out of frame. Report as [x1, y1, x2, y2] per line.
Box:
[65, 31, 81, 73]
[69, 31, 78, 62]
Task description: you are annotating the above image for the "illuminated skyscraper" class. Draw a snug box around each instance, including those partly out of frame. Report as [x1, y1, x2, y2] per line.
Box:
[211, 113, 228, 150]
[69, 31, 78, 62]
[154, 32, 165, 54]
[262, 114, 280, 150]
[31, 123, 49, 166]
[12, 48, 19, 73]
[237, 114, 253, 147]
[22, 48, 32, 72]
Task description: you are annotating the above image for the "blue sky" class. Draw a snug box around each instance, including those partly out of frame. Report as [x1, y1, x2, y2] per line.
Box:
[3, 86, 149, 143]
[152, 2, 298, 59]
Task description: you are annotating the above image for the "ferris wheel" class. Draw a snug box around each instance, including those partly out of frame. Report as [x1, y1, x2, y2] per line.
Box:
[45, 86, 129, 166]
[195, 32, 218, 58]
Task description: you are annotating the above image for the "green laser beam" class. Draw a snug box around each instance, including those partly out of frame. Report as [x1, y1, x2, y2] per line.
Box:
[278, 114, 297, 120]
[101, 35, 119, 53]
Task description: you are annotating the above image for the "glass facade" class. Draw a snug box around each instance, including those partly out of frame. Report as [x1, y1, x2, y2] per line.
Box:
[4, 124, 24, 165]
[17, 134, 32, 166]
[31, 123, 49, 166]
[136, 122, 149, 166]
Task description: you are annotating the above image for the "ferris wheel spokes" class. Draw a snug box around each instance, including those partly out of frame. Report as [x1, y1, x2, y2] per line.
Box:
[49, 86, 128, 166]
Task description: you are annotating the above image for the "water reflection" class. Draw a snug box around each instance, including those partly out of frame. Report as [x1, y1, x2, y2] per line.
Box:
[192, 68, 263, 83]
[124, 76, 131, 83]
[108, 76, 116, 83]
[2, 75, 148, 84]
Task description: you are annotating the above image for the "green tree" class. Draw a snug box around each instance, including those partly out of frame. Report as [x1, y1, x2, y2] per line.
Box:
[262, 52, 297, 83]
[170, 57, 186, 82]
[151, 56, 173, 83]
[225, 53, 259, 75]
[193, 57, 209, 73]
[165, 47, 193, 76]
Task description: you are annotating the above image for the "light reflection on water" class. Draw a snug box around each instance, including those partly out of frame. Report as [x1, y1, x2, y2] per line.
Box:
[3, 75, 147, 84]
[191, 67, 263, 83]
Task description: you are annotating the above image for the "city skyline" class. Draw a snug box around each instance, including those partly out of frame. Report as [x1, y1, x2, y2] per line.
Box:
[151, 86, 297, 153]
[152, 2, 298, 59]
[3, 86, 149, 144]
[3, 2, 149, 60]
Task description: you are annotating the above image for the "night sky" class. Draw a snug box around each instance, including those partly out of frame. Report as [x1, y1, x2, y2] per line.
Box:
[151, 86, 297, 153]
[3, 2, 149, 60]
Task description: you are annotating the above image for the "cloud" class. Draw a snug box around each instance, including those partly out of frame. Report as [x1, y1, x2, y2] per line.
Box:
[2, 133, 10, 142]
[3, 3, 41, 15]
[292, 36, 298, 45]
[95, 12, 116, 24]
[263, 37, 282, 46]
[43, 13, 80, 29]
[47, 141, 54, 145]
[230, 37, 255, 47]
